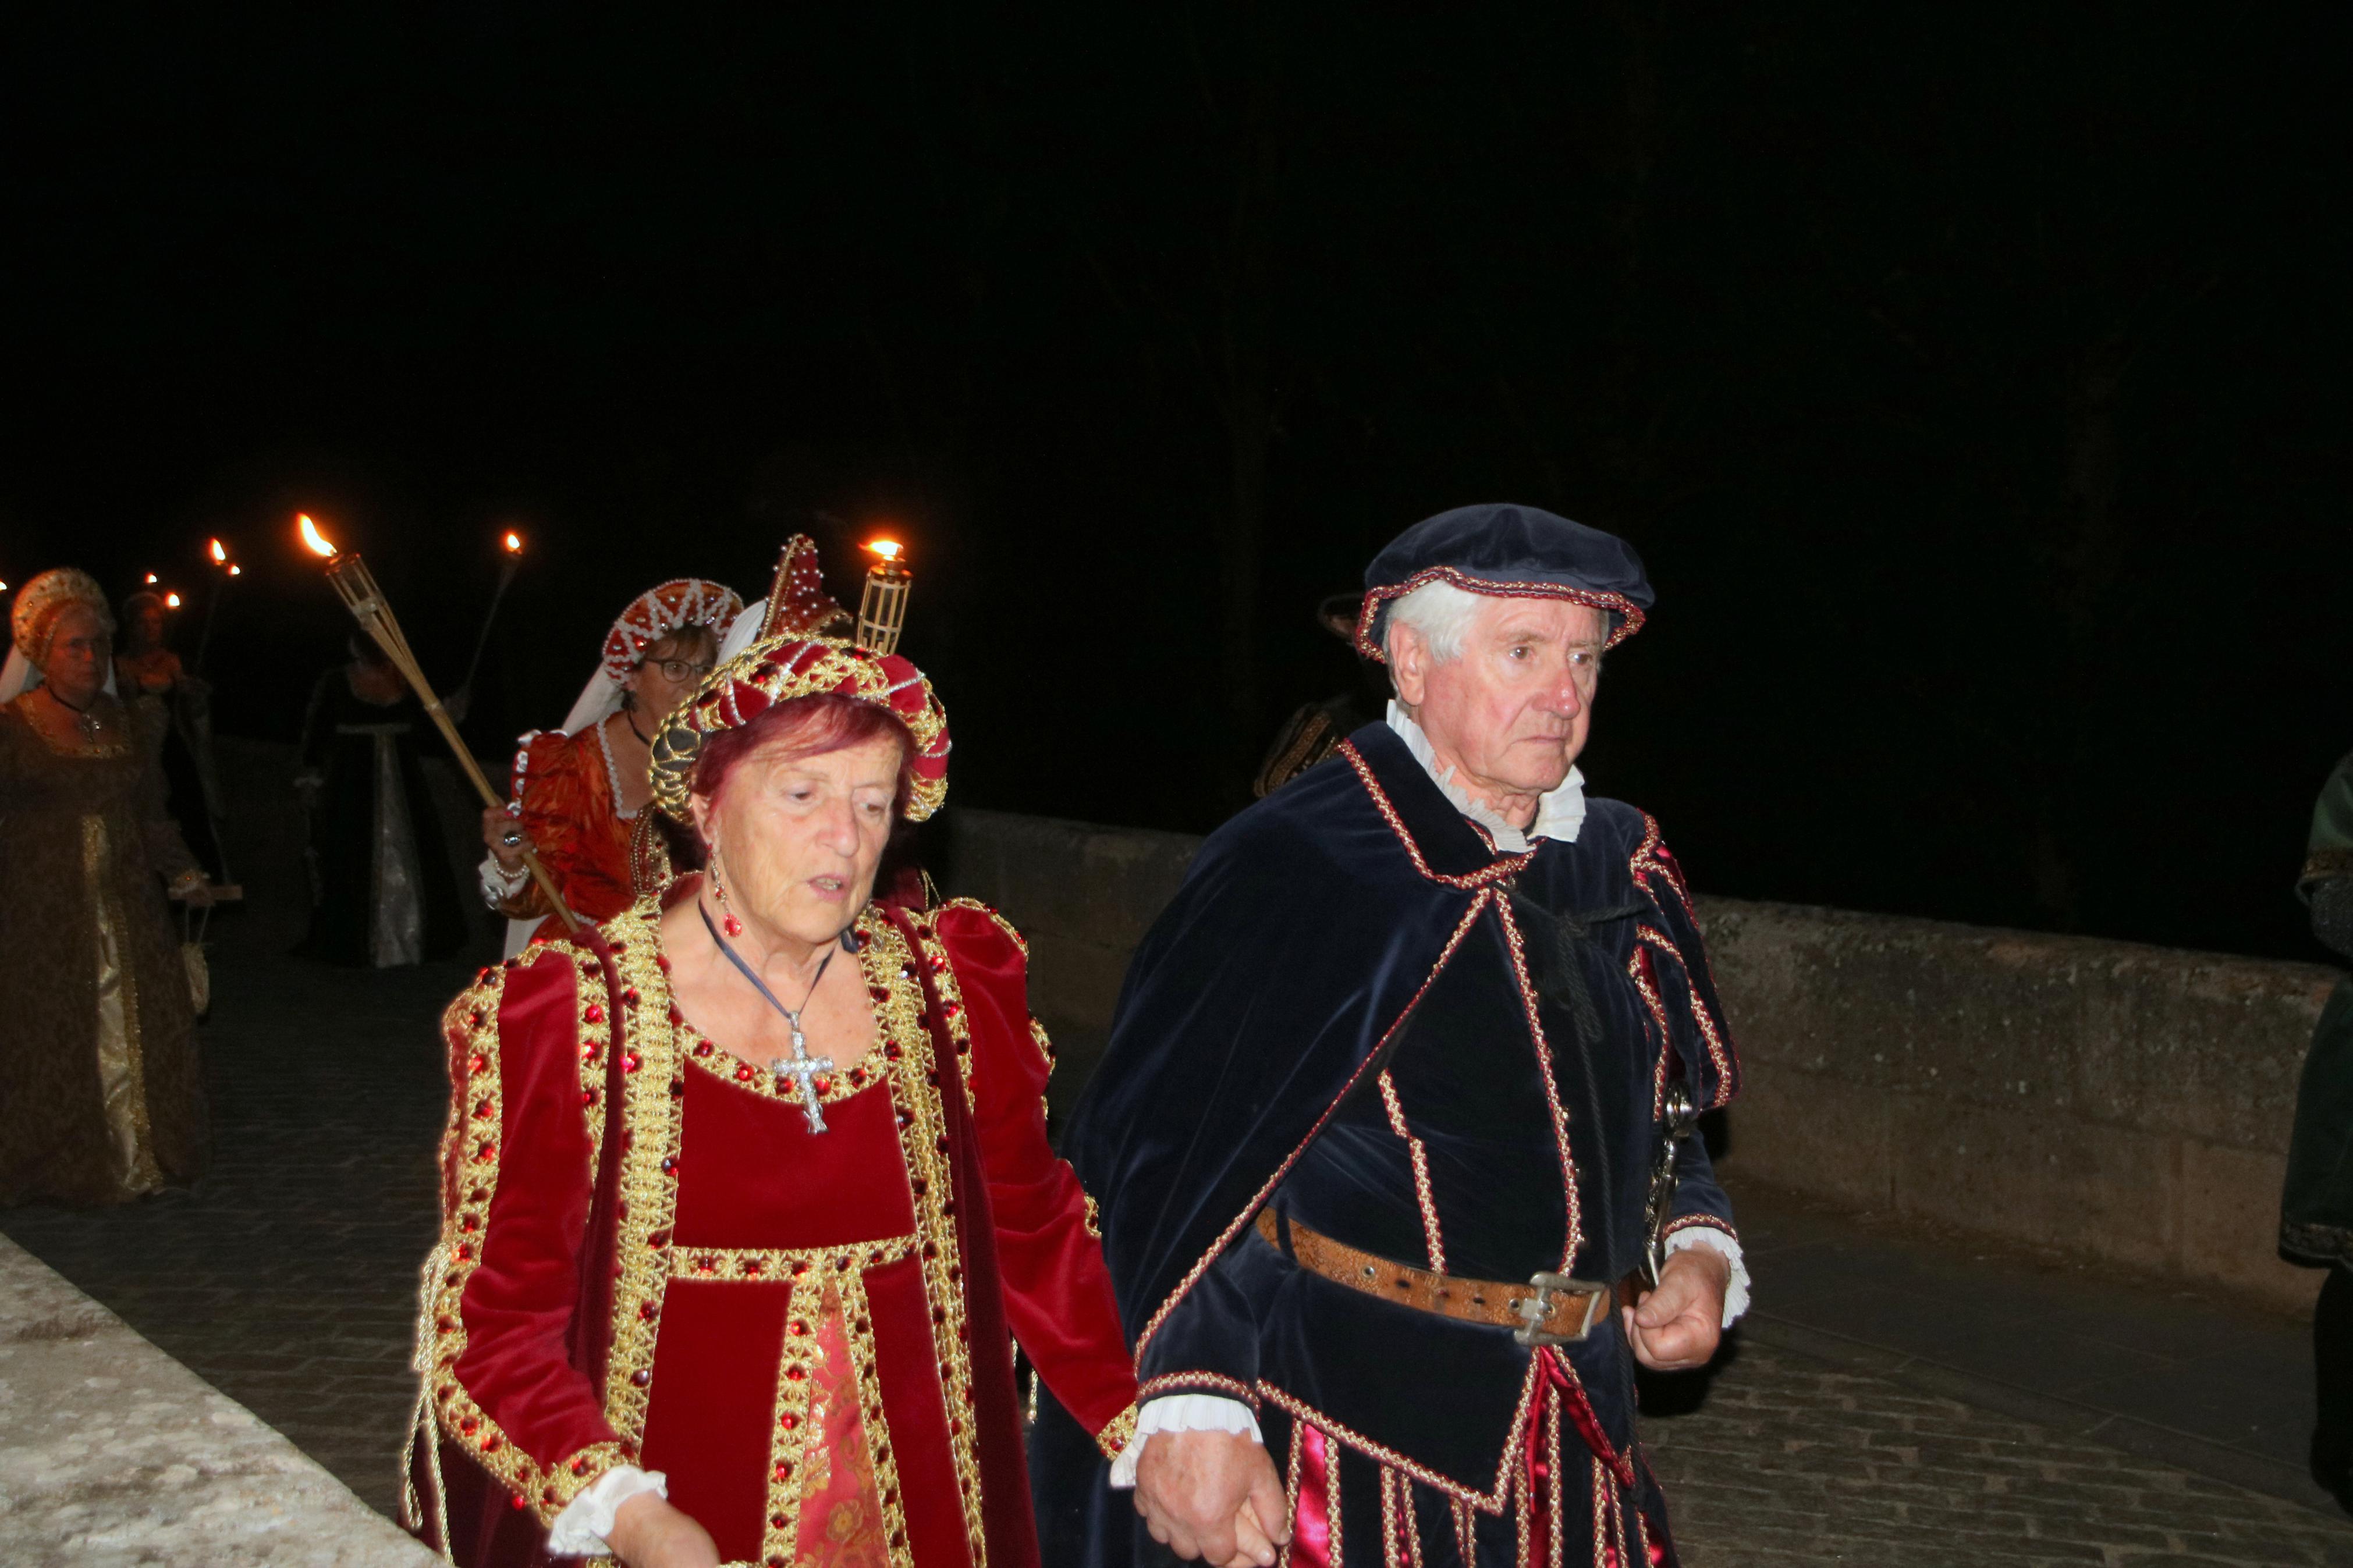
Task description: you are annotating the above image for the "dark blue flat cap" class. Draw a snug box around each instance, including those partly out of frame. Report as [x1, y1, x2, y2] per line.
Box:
[1354, 503, 1655, 661]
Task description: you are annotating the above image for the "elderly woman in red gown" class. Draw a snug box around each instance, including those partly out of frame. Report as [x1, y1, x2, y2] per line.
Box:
[407, 631, 1140, 1568]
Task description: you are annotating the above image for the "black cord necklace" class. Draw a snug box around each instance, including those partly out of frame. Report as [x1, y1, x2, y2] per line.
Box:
[622, 707, 652, 745]
[696, 901, 856, 1134]
[42, 684, 101, 742]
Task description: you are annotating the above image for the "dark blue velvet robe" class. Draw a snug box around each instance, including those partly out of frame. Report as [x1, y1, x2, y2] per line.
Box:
[1031, 722, 1742, 1566]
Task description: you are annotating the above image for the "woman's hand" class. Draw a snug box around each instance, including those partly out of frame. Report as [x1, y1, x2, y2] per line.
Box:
[604, 1494, 720, 1568]
[480, 805, 530, 872]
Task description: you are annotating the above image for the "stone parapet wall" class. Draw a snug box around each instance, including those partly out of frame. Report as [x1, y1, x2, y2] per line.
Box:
[941, 808, 2331, 1311]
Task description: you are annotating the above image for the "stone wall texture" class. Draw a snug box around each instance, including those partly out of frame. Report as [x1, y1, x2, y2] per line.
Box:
[0, 1232, 436, 1567]
[940, 807, 2333, 1311]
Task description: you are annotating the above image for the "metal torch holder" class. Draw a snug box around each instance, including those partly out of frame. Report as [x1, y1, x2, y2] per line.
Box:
[856, 562, 912, 655]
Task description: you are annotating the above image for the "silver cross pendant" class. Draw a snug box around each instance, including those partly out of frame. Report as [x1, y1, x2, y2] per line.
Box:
[771, 1019, 836, 1135]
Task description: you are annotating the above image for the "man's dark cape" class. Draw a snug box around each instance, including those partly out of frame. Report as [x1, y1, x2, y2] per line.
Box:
[1030, 722, 1739, 1562]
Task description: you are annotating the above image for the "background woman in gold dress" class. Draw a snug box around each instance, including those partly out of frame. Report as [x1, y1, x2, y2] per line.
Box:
[0, 567, 214, 1205]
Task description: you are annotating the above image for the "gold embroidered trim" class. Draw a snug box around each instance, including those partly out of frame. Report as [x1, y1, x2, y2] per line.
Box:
[757, 1274, 822, 1565]
[1493, 897, 1584, 1275]
[1631, 925, 1735, 1108]
[839, 1270, 918, 1562]
[1353, 567, 1646, 662]
[600, 912, 687, 1455]
[897, 905, 978, 1096]
[1138, 1372, 1261, 1409]
[1134, 896, 1492, 1366]
[679, 1027, 893, 1108]
[1337, 741, 1533, 891]
[1624, 941, 1675, 1121]
[1376, 1071, 1446, 1275]
[1094, 1402, 1140, 1462]
[1256, 1366, 1541, 1512]
[418, 944, 628, 1526]
[1082, 1192, 1103, 1240]
[860, 911, 989, 1567]
[668, 1237, 918, 1282]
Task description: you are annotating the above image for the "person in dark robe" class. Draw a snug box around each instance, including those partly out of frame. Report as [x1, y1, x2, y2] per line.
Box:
[1034, 504, 1745, 1568]
[115, 589, 230, 884]
[294, 637, 469, 966]
[2289, 752, 2353, 1513]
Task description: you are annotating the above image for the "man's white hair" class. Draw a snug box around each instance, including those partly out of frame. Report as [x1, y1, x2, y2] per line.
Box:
[1381, 579, 1488, 666]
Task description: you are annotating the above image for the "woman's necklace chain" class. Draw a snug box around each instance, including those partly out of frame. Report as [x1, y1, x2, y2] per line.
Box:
[42, 685, 101, 742]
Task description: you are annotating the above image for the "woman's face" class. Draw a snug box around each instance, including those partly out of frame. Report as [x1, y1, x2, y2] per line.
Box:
[691, 731, 903, 950]
[130, 603, 166, 650]
[627, 632, 715, 728]
[42, 606, 111, 708]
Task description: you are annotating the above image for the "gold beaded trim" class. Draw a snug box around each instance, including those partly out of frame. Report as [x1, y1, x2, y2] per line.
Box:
[667, 1238, 917, 1282]
[419, 943, 631, 1526]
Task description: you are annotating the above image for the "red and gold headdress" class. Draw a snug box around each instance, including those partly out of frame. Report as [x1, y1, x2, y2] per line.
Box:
[647, 536, 948, 823]
[600, 578, 747, 684]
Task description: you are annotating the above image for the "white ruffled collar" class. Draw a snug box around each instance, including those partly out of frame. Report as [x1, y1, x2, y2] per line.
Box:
[1386, 701, 1585, 852]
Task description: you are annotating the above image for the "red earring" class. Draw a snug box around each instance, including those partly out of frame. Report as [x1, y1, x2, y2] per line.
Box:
[711, 854, 744, 937]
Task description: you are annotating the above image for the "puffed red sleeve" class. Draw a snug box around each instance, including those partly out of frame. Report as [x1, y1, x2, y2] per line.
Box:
[423, 948, 630, 1524]
[501, 731, 631, 926]
[932, 900, 1141, 1459]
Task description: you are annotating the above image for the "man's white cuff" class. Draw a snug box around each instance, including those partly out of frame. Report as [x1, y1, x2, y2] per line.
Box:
[1108, 1394, 1261, 1489]
[545, 1464, 668, 1556]
[1663, 1228, 1750, 1325]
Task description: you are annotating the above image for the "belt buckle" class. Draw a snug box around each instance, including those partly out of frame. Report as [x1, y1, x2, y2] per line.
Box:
[1513, 1271, 1609, 1347]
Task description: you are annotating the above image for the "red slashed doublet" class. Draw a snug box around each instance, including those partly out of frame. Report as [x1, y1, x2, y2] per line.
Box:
[494, 726, 641, 934]
[407, 893, 1138, 1568]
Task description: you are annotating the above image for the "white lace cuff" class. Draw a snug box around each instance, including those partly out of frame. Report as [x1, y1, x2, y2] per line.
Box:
[1663, 1227, 1750, 1325]
[544, 1464, 668, 1555]
[477, 851, 531, 910]
[1108, 1394, 1262, 1489]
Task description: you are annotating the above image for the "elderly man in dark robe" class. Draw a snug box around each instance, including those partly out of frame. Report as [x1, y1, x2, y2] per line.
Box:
[1033, 504, 1747, 1568]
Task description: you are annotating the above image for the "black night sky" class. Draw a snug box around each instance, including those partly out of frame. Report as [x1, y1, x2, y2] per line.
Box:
[3, 7, 2346, 960]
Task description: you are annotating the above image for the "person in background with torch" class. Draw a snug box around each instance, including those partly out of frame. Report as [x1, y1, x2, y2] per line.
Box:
[116, 588, 230, 885]
[477, 577, 744, 953]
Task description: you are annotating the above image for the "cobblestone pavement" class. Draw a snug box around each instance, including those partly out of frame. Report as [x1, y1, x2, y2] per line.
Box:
[1645, 1340, 2353, 1566]
[4, 950, 2350, 1565]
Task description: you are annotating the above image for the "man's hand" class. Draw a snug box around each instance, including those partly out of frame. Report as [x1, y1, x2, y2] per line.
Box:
[1133, 1427, 1291, 1568]
[604, 1492, 719, 1568]
[1623, 1246, 1730, 1371]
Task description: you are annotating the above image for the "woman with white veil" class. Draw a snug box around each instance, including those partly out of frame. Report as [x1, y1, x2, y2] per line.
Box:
[478, 579, 744, 952]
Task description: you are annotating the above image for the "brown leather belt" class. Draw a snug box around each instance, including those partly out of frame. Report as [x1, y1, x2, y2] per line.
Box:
[1256, 1210, 1631, 1346]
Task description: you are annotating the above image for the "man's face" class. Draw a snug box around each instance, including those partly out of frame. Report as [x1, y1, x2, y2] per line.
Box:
[1396, 596, 1608, 801]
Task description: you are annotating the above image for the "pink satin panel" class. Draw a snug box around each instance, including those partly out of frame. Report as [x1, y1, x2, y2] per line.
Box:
[1290, 1423, 1335, 1568]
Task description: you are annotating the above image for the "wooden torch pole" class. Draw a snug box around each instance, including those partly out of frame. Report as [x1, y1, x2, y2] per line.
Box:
[322, 551, 581, 934]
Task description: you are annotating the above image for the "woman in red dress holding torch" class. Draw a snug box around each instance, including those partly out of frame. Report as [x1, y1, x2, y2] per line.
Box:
[477, 578, 745, 948]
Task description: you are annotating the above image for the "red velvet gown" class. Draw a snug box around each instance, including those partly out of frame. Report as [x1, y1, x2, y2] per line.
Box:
[406, 889, 1139, 1568]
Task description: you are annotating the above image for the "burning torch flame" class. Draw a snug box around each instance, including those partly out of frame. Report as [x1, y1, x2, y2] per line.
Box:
[228, 565, 242, 577]
[864, 539, 903, 564]
[209, 538, 228, 564]
[503, 531, 523, 554]
[165, 592, 182, 609]
[299, 514, 336, 558]
[144, 573, 159, 585]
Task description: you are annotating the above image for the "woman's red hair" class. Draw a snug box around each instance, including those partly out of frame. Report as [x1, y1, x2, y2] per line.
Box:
[690, 691, 917, 823]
